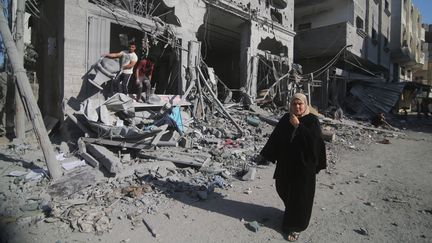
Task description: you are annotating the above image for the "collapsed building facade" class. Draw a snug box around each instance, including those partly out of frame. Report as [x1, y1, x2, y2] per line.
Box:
[31, 0, 295, 122]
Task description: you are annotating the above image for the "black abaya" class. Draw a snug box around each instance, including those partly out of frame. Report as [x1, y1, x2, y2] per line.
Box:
[260, 113, 326, 233]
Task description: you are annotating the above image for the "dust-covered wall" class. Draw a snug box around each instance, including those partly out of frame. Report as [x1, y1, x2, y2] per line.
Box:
[41, 0, 294, 119]
[64, 0, 88, 101]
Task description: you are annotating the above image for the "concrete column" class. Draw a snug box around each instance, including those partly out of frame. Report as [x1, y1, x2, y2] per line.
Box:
[239, 22, 251, 90]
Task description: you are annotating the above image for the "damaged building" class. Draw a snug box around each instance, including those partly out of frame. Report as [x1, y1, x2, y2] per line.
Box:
[293, 0, 430, 117]
[30, 0, 295, 124]
[294, 0, 395, 116]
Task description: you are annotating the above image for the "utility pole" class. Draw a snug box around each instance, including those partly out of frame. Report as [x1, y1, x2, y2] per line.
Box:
[0, 4, 62, 180]
[14, 0, 26, 140]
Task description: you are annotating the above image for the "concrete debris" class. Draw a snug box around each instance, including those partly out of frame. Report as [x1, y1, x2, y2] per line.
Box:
[87, 143, 122, 174]
[245, 221, 260, 232]
[1, 36, 417, 237]
[241, 168, 257, 181]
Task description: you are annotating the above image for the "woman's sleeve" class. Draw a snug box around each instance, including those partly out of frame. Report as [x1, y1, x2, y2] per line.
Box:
[297, 116, 327, 172]
[260, 115, 288, 163]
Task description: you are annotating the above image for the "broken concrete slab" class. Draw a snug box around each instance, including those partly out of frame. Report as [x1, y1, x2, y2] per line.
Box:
[81, 136, 176, 150]
[48, 169, 96, 198]
[138, 152, 203, 168]
[86, 143, 122, 174]
[79, 152, 99, 168]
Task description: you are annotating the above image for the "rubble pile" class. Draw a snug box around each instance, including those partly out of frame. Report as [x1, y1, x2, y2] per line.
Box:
[0, 60, 406, 235]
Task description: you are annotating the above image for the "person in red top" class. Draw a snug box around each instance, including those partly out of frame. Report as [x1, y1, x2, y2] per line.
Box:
[135, 57, 155, 102]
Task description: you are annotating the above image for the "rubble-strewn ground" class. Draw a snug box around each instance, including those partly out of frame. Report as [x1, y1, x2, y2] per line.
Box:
[0, 114, 431, 243]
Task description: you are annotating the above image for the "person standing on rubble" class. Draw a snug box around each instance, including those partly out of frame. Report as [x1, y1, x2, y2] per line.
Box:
[104, 41, 138, 94]
[135, 56, 155, 102]
[258, 93, 326, 242]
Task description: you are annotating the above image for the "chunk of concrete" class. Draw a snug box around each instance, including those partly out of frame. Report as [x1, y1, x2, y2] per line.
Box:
[86, 143, 121, 174]
[241, 168, 256, 181]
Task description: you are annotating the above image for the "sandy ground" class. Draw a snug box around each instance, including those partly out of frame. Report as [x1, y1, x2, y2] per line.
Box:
[1, 116, 432, 243]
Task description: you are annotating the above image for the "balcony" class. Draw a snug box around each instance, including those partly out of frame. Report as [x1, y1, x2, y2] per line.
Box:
[295, 22, 348, 59]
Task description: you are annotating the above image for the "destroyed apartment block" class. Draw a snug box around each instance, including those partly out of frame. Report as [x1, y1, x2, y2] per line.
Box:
[37, 0, 320, 177]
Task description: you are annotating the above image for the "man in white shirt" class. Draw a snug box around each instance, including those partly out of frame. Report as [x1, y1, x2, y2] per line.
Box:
[105, 42, 138, 94]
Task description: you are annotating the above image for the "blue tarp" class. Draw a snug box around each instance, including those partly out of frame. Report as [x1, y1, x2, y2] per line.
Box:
[169, 106, 183, 134]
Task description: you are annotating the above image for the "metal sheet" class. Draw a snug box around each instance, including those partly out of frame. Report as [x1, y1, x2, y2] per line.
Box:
[347, 80, 405, 116]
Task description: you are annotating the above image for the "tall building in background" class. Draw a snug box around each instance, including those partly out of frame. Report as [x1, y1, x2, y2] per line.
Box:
[294, 0, 393, 110]
[413, 24, 432, 87]
[390, 0, 425, 82]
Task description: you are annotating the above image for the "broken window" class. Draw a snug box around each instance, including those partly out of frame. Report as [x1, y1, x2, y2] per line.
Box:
[356, 16, 364, 29]
[270, 8, 282, 24]
[257, 37, 288, 56]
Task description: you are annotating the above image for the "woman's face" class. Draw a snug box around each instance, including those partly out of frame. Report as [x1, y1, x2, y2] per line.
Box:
[291, 98, 306, 117]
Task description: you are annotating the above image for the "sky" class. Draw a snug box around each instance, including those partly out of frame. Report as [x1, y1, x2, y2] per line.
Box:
[412, 0, 432, 24]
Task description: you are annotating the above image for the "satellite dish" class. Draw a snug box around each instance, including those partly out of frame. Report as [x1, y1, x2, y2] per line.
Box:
[163, 0, 178, 8]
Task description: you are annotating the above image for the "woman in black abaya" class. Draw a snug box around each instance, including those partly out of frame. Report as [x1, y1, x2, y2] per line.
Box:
[259, 93, 326, 241]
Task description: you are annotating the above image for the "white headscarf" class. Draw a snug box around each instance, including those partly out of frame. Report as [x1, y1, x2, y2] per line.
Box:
[290, 93, 310, 117]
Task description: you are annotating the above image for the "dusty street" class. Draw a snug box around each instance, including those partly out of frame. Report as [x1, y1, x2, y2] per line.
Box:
[0, 116, 432, 243]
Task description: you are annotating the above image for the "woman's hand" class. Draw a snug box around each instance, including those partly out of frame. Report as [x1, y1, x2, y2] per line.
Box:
[290, 114, 300, 128]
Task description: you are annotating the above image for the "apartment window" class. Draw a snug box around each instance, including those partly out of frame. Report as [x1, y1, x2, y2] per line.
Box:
[298, 22, 311, 31]
[356, 16, 364, 29]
